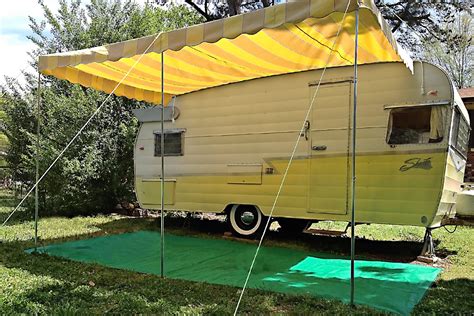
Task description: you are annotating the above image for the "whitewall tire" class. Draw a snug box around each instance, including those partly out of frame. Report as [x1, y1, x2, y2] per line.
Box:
[228, 204, 264, 237]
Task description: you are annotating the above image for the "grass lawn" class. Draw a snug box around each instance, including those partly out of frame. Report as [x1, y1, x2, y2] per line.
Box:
[0, 190, 473, 315]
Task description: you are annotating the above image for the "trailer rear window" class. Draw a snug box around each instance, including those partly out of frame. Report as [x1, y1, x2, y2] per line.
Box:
[386, 106, 446, 145]
[154, 130, 184, 156]
[469, 109, 474, 149]
[451, 109, 469, 157]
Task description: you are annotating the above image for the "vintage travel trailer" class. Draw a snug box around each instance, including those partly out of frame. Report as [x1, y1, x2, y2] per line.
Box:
[133, 61, 471, 237]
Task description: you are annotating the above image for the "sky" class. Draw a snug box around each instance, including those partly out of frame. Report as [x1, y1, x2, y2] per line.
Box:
[0, 1, 61, 84]
[0, 0, 148, 86]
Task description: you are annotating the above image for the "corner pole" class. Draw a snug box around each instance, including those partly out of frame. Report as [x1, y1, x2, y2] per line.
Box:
[350, 1, 360, 307]
[34, 70, 41, 251]
[160, 51, 165, 278]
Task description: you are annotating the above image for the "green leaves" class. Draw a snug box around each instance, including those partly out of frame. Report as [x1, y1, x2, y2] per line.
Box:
[1, 1, 202, 216]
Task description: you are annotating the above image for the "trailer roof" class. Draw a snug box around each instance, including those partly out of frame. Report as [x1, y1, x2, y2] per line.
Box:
[39, 0, 412, 105]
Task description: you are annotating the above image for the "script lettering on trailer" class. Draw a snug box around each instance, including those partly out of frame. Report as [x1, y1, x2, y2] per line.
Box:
[399, 158, 432, 172]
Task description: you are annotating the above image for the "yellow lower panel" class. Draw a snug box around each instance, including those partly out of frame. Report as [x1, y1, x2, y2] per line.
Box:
[137, 152, 447, 227]
[136, 179, 176, 205]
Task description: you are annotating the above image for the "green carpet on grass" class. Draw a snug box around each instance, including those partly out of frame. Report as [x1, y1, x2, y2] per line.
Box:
[27, 231, 440, 315]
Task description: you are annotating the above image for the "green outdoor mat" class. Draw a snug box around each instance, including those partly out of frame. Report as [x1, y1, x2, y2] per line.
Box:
[27, 231, 440, 315]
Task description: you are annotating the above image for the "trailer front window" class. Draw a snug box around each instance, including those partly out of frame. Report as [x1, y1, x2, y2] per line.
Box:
[154, 130, 184, 156]
[387, 106, 446, 145]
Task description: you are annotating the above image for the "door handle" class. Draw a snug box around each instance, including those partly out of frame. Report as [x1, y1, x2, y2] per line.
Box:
[300, 120, 310, 140]
[312, 145, 327, 151]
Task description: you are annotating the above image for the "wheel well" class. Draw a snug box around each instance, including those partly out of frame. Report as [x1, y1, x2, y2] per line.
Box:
[223, 204, 234, 215]
[223, 204, 262, 215]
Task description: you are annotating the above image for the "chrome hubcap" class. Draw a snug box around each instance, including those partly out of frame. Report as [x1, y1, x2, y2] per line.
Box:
[240, 211, 255, 225]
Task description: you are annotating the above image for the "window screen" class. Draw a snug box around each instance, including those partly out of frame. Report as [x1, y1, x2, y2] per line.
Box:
[387, 106, 446, 145]
[469, 110, 474, 149]
[154, 131, 184, 156]
[451, 109, 469, 156]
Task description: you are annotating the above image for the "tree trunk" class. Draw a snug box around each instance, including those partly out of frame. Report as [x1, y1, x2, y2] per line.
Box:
[227, 0, 242, 16]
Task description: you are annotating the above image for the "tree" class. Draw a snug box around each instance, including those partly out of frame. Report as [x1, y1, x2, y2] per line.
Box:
[0, 97, 10, 182]
[182, 0, 269, 21]
[422, 12, 473, 89]
[179, 0, 474, 91]
[375, 1, 472, 55]
[180, 0, 472, 53]
[1, 0, 203, 216]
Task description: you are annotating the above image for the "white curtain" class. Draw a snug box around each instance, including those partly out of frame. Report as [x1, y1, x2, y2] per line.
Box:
[430, 106, 447, 140]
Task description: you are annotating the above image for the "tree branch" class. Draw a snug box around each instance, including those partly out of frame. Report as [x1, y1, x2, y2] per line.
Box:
[184, 0, 212, 21]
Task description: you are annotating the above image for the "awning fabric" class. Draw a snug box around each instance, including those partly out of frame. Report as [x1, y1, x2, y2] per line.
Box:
[39, 0, 412, 105]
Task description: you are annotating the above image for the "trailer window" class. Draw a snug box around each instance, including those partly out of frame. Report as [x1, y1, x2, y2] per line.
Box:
[154, 131, 184, 156]
[387, 106, 446, 145]
[451, 109, 469, 156]
[469, 110, 474, 149]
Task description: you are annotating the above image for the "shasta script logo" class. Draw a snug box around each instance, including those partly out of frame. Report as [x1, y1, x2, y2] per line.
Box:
[399, 158, 432, 172]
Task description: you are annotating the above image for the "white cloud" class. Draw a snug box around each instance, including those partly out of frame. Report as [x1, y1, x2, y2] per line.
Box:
[0, 0, 151, 85]
[0, 34, 35, 80]
[0, 0, 61, 84]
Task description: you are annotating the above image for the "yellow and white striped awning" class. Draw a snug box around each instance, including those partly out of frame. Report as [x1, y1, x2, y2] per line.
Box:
[39, 0, 412, 105]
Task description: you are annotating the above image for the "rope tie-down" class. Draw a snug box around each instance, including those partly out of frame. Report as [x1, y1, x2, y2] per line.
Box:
[1, 32, 164, 228]
[233, 1, 358, 314]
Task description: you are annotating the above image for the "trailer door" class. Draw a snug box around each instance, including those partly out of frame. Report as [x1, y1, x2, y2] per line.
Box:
[308, 81, 351, 215]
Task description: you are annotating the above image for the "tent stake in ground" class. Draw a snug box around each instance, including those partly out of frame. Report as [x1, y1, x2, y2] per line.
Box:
[350, 1, 360, 307]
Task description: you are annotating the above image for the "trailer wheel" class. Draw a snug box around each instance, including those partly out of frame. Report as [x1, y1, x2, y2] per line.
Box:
[278, 218, 309, 235]
[228, 204, 264, 238]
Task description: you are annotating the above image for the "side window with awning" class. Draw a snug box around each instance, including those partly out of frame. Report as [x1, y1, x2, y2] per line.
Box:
[386, 105, 447, 145]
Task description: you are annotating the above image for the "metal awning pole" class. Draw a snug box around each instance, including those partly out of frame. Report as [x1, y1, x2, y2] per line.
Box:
[34, 70, 41, 252]
[350, 1, 360, 307]
[160, 51, 165, 278]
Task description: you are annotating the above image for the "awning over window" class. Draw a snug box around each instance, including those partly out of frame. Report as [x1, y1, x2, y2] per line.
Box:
[39, 0, 412, 105]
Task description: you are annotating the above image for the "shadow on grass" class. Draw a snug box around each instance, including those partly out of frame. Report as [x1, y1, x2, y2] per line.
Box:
[357, 266, 406, 276]
[412, 278, 474, 314]
[95, 215, 441, 263]
[1, 215, 471, 314]
[0, 242, 238, 314]
[0, 194, 31, 224]
[0, 239, 379, 315]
